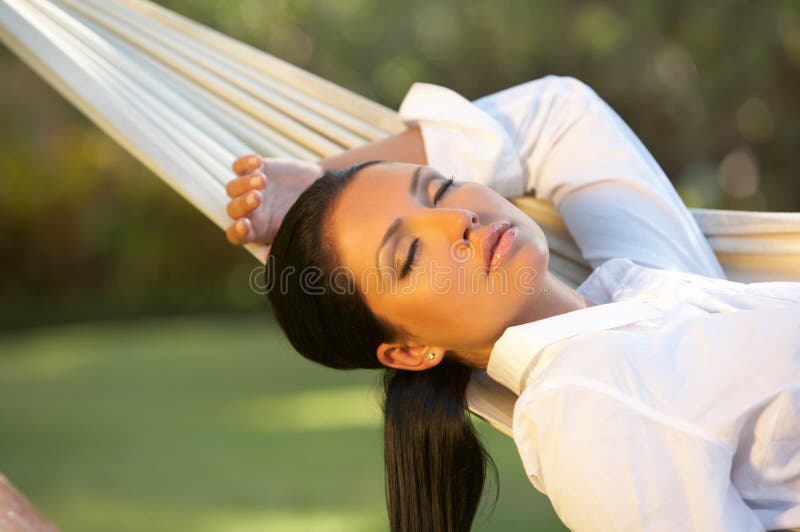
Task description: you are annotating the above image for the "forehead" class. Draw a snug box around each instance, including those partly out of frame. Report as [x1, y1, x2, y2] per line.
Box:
[328, 162, 418, 273]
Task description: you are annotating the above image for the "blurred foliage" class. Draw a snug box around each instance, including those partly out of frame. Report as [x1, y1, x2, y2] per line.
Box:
[1, 0, 799, 327]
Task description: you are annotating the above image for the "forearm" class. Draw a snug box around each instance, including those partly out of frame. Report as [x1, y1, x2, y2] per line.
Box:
[226, 126, 427, 247]
[318, 126, 426, 171]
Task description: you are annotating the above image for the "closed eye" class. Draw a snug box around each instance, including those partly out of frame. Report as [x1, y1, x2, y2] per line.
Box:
[433, 177, 454, 206]
[399, 238, 419, 279]
[398, 176, 454, 279]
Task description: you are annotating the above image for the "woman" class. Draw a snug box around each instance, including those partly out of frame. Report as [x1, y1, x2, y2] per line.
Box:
[225, 76, 800, 531]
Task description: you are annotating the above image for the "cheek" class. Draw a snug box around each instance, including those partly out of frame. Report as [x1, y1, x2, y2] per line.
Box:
[405, 279, 481, 327]
[516, 246, 547, 292]
[366, 287, 447, 331]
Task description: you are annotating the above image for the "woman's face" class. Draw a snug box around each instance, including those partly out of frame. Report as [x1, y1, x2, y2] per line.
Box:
[328, 162, 549, 365]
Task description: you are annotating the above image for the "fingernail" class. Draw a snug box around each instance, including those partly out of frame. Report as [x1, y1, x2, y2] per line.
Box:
[237, 220, 247, 235]
[247, 192, 258, 206]
[249, 175, 263, 187]
[247, 156, 259, 167]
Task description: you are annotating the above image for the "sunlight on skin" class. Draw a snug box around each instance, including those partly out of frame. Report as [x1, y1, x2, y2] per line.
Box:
[230, 386, 383, 432]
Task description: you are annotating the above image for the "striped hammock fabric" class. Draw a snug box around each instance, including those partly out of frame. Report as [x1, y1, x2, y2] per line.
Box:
[2, 0, 799, 435]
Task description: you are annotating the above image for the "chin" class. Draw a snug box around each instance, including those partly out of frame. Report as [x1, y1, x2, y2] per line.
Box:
[512, 228, 549, 288]
[516, 218, 548, 256]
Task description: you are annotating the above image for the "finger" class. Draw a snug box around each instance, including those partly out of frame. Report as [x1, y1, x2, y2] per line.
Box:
[232, 154, 262, 176]
[226, 218, 254, 245]
[226, 220, 245, 245]
[226, 190, 261, 219]
[226, 172, 266, 198]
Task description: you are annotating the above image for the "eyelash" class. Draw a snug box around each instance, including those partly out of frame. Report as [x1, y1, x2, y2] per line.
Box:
[433, 176, 454, 206]
[399, 177, 455, 278]
[399, 238, 419, 278]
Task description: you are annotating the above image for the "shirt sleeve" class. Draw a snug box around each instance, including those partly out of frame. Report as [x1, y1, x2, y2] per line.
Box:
[397, 76, 725, 277]
[512, 382, 765, 532]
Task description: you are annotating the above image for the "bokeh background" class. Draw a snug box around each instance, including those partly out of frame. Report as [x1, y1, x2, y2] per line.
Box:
[1, 1, 798, 530]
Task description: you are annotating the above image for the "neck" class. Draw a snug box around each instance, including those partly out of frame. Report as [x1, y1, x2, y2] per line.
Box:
[463, 272, 594, 368]
[527, 271, 595, 321]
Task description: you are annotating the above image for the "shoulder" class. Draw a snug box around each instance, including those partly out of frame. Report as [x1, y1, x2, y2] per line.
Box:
[471, 76, 602, 138]
[475, 75, 600, 107]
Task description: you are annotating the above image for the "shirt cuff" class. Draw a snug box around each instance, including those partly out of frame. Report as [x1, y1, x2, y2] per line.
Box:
[398, 82, 526, 197]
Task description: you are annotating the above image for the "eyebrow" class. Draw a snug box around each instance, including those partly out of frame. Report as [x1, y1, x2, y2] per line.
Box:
[375, 165, 425, 269]
[409, 164, 423, 195]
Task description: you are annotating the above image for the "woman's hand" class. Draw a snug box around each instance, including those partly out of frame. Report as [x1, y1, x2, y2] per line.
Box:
[225, 127, 425, 253]
[225, 155, 324, 250]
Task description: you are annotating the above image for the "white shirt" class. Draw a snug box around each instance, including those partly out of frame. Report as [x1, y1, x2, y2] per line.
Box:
[398, 76, 800, 531]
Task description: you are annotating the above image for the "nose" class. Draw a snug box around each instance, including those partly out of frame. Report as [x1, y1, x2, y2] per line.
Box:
[410, 207, 480, 245]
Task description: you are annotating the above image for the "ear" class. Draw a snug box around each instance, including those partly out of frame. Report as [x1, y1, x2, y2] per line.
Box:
[376, 342, 442, 371]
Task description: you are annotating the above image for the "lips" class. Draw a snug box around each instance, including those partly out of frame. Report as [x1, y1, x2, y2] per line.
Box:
[481, 221, 512, 272]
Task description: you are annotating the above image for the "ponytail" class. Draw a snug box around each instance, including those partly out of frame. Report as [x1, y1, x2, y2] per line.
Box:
[383, 362, 497, 532]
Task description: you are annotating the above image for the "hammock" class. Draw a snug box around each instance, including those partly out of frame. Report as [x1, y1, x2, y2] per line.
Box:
[2, 0, 799, 436]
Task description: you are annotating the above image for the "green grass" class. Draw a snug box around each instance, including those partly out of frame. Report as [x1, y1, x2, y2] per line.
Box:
[0, 314, 567, 531]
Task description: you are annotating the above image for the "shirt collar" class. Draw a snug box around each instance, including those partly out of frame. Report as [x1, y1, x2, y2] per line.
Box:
[486, 300, 662, 394]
